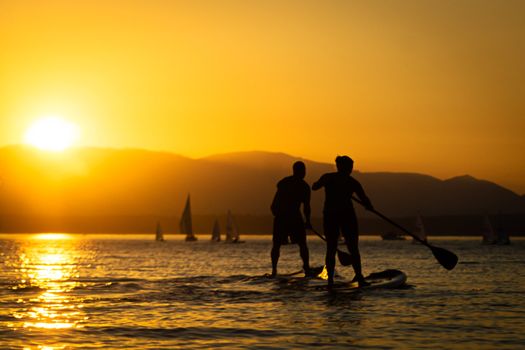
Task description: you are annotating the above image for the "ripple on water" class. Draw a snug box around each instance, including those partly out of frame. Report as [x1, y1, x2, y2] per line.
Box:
[0, 235, 524, 349]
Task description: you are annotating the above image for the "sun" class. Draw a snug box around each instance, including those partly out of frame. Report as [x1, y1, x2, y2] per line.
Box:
[24, 117, 80, 151]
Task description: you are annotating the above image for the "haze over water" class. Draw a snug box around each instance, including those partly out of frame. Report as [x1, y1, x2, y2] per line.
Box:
[1, 234, 524, 349]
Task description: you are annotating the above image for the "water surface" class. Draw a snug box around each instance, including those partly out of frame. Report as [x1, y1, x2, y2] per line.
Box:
[1, 234, 524, 349]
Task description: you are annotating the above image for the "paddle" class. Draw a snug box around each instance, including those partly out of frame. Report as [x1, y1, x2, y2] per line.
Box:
[352, 197, 458, 270]
[309, 227, 354, 266]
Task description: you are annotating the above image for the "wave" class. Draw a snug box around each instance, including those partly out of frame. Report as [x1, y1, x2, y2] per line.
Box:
[7, 285, 45, 293]
[85, 325, 281, 340]
[69, 277, 146, 283]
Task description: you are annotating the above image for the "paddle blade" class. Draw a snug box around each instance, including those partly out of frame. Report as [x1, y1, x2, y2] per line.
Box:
[430, 245, 458, 270]
[337, 250, 354, 266]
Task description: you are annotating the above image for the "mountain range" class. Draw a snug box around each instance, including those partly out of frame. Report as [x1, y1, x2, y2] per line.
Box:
[1, 146, 524, 224]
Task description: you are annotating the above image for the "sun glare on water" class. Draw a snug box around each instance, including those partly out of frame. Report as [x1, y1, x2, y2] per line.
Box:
[31, 233, 72, 240]
[24, 117, 79, 151]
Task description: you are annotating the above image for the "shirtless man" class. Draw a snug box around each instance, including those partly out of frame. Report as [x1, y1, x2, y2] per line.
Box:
[312, 156, 373, 287]
[270, 161, 313, 276]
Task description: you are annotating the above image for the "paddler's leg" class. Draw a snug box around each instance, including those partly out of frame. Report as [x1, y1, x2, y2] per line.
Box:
[324, 212, 338, 286]
[271, 216, 283, 276]
[298, 238, 311, 275]
[271, 241, 281, 277]
[325, 235, 338, 286]
[343, 210, 369, 286]
[292, 216, 310, 274]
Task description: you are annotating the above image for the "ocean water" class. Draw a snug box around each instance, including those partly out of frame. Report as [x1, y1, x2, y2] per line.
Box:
[1, 234, 524, 349]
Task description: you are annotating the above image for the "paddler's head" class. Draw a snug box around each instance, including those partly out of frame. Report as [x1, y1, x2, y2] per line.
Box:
[292, 161, 306, 179]
[336, 155, 353, 175]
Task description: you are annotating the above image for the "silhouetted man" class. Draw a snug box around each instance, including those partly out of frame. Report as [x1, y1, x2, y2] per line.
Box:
[312, 156, 373, 287]
[271, 161, 313, 276]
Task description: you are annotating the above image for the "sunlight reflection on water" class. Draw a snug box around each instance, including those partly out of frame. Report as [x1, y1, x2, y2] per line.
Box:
[11, 234, 85, 331]
[0, 234, 524, 349]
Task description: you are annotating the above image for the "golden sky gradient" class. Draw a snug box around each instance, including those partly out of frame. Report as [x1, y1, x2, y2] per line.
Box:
[1, 1, 524, 193]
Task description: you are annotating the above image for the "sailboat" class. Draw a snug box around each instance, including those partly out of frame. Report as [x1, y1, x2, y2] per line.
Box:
[180, 195, 197, 242]
[481, 215, 497, 245]
[211, 218, 221, 242]
[225, 210, 244, 243]
[495, 213, 510, 245]
[155, 221, 165, 242]
[412, 213, 427, 244]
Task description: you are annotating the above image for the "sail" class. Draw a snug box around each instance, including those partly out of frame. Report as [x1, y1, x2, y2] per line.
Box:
[180, 195, 197, 241]
[155, 221, 164, 242]
[481, 215, 497, 244]
[495, 213, 510, 245]
[211, 219, 221, 242]
[412, 213, 427, 244]
[225, 210, 239, 243]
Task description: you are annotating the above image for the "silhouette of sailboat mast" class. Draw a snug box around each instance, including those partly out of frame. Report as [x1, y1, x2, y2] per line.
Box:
[155, 221, 164, 242]
[482, 214, 510, 245]
[180, 195, 197, 242]
[211, 219, 221, 242]
[225, 210, 244, 243]
[412, 213, 427, 244]
[153, 195, 244, 243]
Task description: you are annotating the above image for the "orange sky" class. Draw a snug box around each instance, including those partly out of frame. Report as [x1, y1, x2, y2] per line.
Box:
[1, 1, 524, 193]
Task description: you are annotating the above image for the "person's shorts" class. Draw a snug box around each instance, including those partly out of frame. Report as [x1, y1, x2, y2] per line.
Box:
[323, 209, 358, 242]
[273, 214, 306, 245]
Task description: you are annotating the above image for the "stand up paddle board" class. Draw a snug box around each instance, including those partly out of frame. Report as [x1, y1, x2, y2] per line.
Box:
[265, 265, 325, 281]
[310, 266, 407, 290]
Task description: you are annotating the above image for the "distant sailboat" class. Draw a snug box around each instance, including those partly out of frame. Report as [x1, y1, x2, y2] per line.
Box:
[180, 195, 197, 242]
[495, 213, 510, 245]
[481, 215, 497, 245]
[225, 210, 244, 243]
[155, 221, 165, 242]
[211, 218, 221, 242]
[412, 213, 427, 244]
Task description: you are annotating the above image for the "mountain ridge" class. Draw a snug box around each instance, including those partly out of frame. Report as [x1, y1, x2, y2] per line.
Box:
[0, 145, 524, 219]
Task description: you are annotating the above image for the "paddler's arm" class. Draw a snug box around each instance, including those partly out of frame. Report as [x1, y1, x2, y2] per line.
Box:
[270, 187, 280, 216]
[303, 185, 312, 229]
[312, 175, 325, 191]
[355, 181, 374, 211]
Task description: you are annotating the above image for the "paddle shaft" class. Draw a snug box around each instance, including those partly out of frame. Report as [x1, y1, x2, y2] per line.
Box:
[309, 227, 353, 265]
[309, 227, 326, 242]
[352, 196, 458, 270]
[310, 227, 338, 245]
[351, 197, 428, 246]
